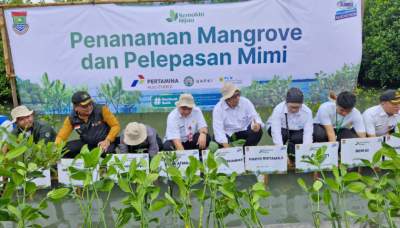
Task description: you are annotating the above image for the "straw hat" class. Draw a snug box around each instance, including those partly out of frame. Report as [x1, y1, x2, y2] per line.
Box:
[123, 122, 147, 146]
[221, 83, 239, 100]
[175, 93, 195, 108]
[11, 105, 33, 123]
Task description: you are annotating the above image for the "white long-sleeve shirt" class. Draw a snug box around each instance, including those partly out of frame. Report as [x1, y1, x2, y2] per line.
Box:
[267, 101, 313, 145]
[363, 105, 400, 136]
[165, 107, 207, 142]
[213, 97, 263, 144]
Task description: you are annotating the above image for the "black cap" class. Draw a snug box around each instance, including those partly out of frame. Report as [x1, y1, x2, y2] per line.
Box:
[286, 87, 304, 103]
[72, 91, 92, 105]
[380, 89, 400, 104]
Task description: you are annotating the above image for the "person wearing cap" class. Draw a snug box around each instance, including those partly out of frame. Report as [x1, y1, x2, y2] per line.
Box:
[313, 91, 366, 142]
[363, 89, 400, 137]
[56, 91, 120, 158]
[10, 105, 56, 143]
[119, 122, 163, 156]
[266, 88, 313, 161]
[213, 83, 264, 147]
[163, 93, 211, 151]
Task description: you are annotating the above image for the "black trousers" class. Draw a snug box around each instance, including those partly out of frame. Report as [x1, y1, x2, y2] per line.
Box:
[163, 132, 211, 151]
[267, 127, 303, 159]
[313, 124, 358, 143]
[226, 124, 263, 147]
[63, 138, 119, 158]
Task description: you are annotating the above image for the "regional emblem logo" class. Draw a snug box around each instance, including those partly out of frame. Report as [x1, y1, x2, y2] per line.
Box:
[12, 11, 29, 35]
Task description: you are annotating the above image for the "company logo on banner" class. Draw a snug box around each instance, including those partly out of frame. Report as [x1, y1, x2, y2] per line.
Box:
[166, 9, 204, 24]
[335, 0, 357, 20]
[11, 11, 29, 34]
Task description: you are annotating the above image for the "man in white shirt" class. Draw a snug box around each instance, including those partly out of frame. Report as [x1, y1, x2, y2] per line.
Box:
[163, 93, 211, 150]
[267, 88, 313, 160]
[213, 83, 263, 147]
[363, 89, 400, 137]
[314, 91, 366, 142]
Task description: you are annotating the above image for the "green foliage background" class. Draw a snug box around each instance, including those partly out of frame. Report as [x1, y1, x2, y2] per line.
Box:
[359, 0, 400, 87]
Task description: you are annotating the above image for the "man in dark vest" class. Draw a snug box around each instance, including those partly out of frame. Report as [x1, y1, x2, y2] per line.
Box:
[10, 105, 56, 143]
[56, 91, 121, 158]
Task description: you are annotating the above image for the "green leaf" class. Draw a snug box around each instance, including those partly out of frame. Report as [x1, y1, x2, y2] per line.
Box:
[25, 181, 37, 195]
[7, 205, 21, 219]
[219, 186, 235, 199]
[343, 172, 361, 182]
[313, 180, 323, 191]
[297, 178, 308, 192]
[94, 179, 115, 192]
[118, 178, 131, 193]
[167, 166, 181, 177]
[252, 182, 266, 191]
[322, 189, 331, 205]
[372, 150, 382, 164]
[149, 200, 167, 212]
[164, 192, 177, 206]
[47, 188, 70, 201]
[5, 146, 27, 160]
[347, 182, 366, 193]
[325, 178, 340, 192]
[257, 207, 269, 215]
[150, 154, 161, 172]
[81, 147, 101, 168]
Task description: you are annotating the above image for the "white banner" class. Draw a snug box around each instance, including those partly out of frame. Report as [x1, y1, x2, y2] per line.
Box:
[245, 145, 287, 174]
[385, 135, 400, 153]
[110, 153, 149, 181]
[203, 147, 245, 175]
[341, 137, 383, 167]
[57, 159, 99, 186]
[295, 142, 339, 172]
[159, 150, 200, 177]
[4, 0, 362, 113]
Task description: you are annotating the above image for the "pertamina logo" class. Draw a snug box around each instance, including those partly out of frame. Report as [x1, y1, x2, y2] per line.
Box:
[166, 9, 204, 24]
[12, 11, 29, 35]
[131, 74, 145, 88]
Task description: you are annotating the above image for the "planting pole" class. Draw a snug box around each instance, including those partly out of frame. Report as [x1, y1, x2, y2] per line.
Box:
[0, 8, 18, 107]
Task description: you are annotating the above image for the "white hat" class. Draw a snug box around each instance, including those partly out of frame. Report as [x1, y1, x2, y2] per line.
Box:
[221, 83, 239, 100]
[123, 122, 147, 146]
[175, 93, 195, 108]
[11, 105, 33, 123]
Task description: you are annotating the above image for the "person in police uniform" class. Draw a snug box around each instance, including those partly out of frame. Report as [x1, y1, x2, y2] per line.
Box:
[10, 105, 56, 143]
[313, 91, 366, 142]
[267, 88, 313, 161]
[163, 93, 211, 151]
[213, 82, 263, 147]
[363, 89, 400, 137]
[56, 91, 120, 158]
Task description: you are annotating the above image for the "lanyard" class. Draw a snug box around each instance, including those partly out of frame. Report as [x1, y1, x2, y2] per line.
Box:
[285, 113, 291, 142]
[335, 111, 345, 135]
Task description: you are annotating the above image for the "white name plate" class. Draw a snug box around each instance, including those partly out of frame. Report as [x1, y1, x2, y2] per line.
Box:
[295, 142, 339, 172]
[57, 159, 99, 186]
[245, 145, 287, 174]
[341, 137, 383, 167]
[159, 150, 200, 177]
[202, 147, 245, 175]
[385, 135, 400, 153]
[32, 169, 51, 188]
